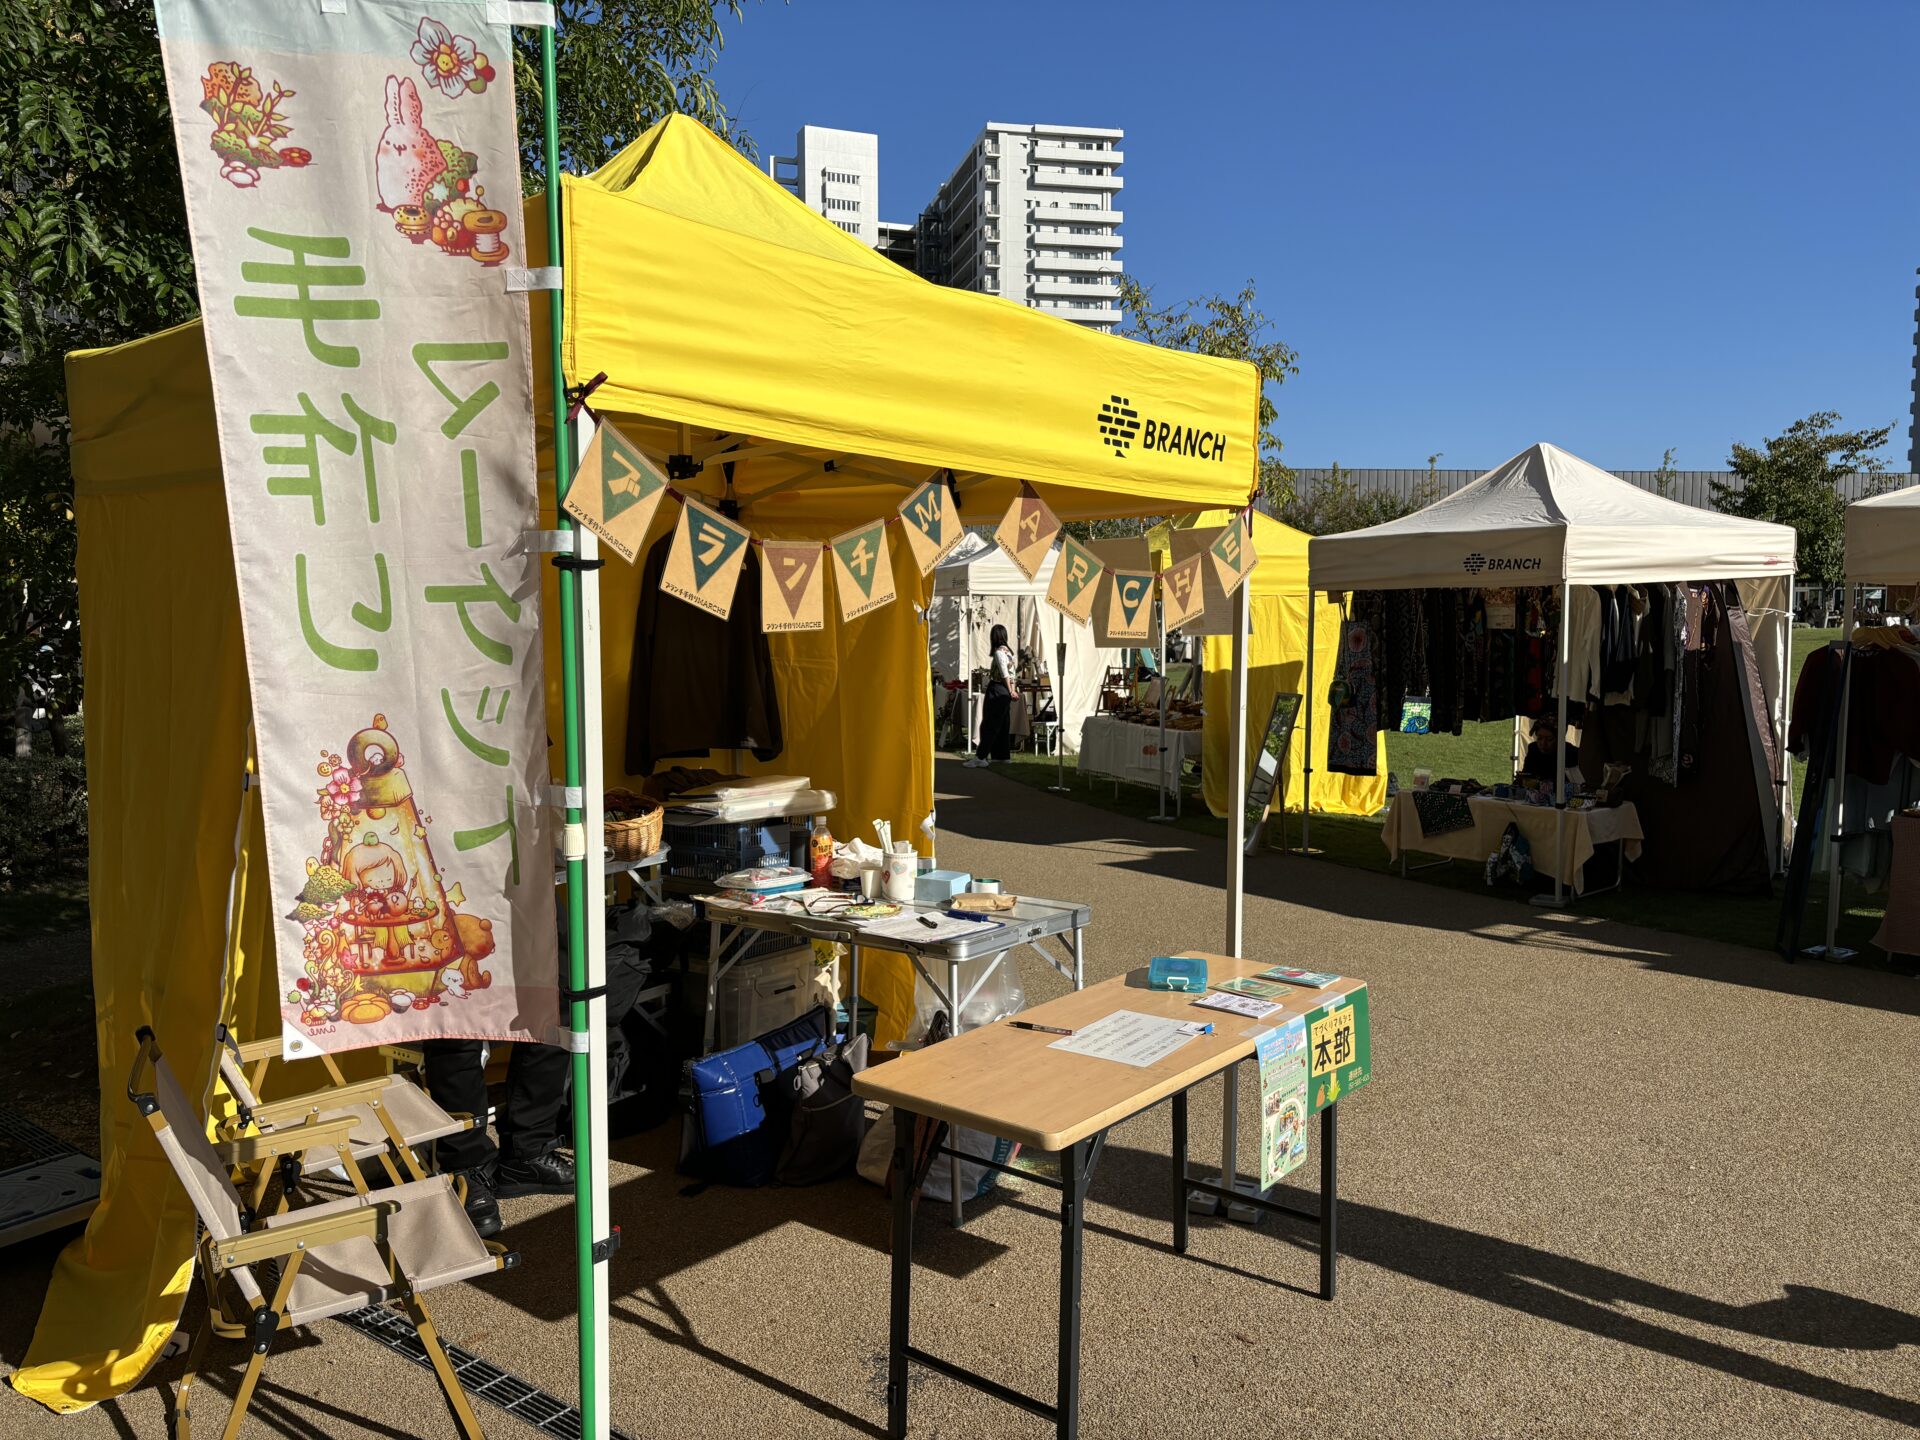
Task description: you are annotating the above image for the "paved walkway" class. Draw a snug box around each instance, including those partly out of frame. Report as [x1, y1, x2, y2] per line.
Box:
[3, 760, 1916, 1437]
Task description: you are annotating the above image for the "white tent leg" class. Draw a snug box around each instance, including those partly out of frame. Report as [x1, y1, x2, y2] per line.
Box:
[570, 411, 611, 1436]
[1301, 591, 1316, 854]
[1533, 582, 1572, 908]
[1820, 598, 1855, 958]
[1049, 610, 1070, 792]
[1204, 578, 1254, 1222]
[1778, 570, 1794, 873]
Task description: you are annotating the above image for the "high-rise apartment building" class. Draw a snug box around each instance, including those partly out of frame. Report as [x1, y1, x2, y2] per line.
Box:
[771, 121, 1125, 333]
[766, 126, 882, 246]
[915, 123, 1124, 332]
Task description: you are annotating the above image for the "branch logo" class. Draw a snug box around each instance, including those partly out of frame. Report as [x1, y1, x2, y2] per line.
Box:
[1097, 394, 1141, 457]
[1463, 552, 1487, 576]
[1462, 552, 1540, 575]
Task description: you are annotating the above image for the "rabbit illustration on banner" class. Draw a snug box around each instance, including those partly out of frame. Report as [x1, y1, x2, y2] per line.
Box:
[375, 74, 448, 211]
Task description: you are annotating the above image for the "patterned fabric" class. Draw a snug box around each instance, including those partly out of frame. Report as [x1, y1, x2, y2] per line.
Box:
[1327, 617, 1379, 776]
[1412, 789, 1475, 837]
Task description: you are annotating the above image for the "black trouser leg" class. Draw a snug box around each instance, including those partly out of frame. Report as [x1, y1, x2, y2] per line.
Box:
[421, 1039, 495, 1173]
[887, 1108, 914, 1439]
[1056, 1138, 1086, 1439]
[1320, 1100, 1339, 1301]
[1171, 1089, 1189, 1255]
[499, 1040, 569, 1162]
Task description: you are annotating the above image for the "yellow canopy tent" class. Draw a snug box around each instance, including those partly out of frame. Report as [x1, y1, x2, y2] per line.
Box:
[1190, 512, 1385, 821]
[19, 114, 1259, 1413]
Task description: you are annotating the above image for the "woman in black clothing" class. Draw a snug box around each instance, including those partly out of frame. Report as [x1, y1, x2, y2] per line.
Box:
[966, 623, 1016, 767]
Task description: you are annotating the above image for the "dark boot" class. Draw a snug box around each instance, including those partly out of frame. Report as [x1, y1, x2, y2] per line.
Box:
[494, 1146, 575, 1198]
[460, 1163, 502, 1239]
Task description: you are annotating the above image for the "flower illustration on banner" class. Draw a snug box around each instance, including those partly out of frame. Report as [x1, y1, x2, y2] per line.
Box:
[410, 16, 496, 99]
[377, 71, 511, 267]
[198, 61, 307, 188]
[283, 715, 495, 1035]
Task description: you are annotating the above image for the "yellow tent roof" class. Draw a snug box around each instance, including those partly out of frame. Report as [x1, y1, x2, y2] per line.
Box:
[1172, 509, 1308, 594]
[562, 116, 1259, 524]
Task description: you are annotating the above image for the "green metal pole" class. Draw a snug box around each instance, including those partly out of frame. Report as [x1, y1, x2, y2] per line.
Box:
[536, 27, 601, 1437]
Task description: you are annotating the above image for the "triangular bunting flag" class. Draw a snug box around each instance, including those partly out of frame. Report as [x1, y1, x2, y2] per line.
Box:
[994, 488, 1061, 581]
[1206, 513, 1257, 596]
[760, 540, 826, 633]
[1159, 552, 1206, 630]
[898, 477, 963, 574]
[829, 520, 896, 621]
[1046, 534, 1104, 624]
[561, 419, 668, 563]
[1106, 569, 1155, 641]
[662, 497, 750, 619]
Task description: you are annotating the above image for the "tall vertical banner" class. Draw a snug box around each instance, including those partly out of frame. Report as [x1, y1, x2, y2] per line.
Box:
[154, 0, 555, 1055]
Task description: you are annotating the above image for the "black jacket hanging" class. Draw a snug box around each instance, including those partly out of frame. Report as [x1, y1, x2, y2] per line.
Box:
[625, 533, 783, 775]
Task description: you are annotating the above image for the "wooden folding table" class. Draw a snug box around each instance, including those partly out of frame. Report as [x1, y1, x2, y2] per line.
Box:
[854, 952, 1371, 1439]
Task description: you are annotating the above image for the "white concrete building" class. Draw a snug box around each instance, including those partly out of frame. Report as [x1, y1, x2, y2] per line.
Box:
[916, 122, 1124, 332]
[766, 125, 882, 246]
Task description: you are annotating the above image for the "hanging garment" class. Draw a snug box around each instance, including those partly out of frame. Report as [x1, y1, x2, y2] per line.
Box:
[1327, 616, 1380, 777]
[625, 533, 784, 775]
[1600, 585, 1640, 702]
[1424, 589, 1464, 736]
[1460, 592, 1489, 726]
[1561, 585, 1604, 708]
[1516, 587, 1560, 718]
[1484, 629, 1518, 723]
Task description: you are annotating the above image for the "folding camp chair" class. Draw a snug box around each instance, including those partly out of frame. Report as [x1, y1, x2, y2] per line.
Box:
[212, 1024, 470, 1212]
[129, 1027, 514, 1440]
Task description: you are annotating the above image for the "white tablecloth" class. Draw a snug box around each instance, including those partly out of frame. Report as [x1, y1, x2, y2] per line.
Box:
[1383, 793, 1643, 895]
[1077, 716, 1203, 792]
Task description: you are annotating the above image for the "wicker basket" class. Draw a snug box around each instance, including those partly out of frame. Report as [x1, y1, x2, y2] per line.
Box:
[604, 790, 664, 861]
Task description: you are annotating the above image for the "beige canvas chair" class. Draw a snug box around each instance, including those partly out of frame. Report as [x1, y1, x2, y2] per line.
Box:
[212, 1023, 470, 1210]
[129, 1027, 513, 1440]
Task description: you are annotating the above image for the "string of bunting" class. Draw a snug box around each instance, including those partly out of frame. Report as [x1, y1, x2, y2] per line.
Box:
[561, 415, 1256, 635]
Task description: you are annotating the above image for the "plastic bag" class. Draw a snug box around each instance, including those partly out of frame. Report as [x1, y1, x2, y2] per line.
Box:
[854, 1104, 1019, 1203]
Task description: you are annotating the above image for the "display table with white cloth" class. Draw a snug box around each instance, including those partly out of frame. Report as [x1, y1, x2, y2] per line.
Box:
[1382, 793, 1644, 896]
[1077, 715, 1203, 809]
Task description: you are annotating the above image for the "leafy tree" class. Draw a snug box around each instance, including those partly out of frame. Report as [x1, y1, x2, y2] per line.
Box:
[1712, 412, 1890, 584]
[1653, 445, 1678, 499]
[1, 0, 759, 752]
[1116, 275, 1300, 510]
[1278, 461, 1442, 536]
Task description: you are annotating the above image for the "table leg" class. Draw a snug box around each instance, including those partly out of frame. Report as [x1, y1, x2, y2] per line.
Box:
[1056, 1138, 1086, 1439]
[888, 1108, 914, 1438]
[703, 921, 722, 1055]
[1320, 1100, 1339, 1301]
[849, 943, 863, 1045]
[1070, 927, 1085, 991]
[948, 958, 963, 1230]
[1219, 1059, 1239, 1196]
[1171, 1088, 1189, 1255]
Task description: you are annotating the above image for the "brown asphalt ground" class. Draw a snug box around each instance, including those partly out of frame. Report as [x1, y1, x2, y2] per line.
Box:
[3, 759, 1916, 1438]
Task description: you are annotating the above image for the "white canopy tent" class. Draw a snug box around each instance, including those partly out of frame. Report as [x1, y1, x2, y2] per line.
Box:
[1305, 442, 1798, 902]
[929, 532, 1114, 754]
[1820, 482, 1920, 954]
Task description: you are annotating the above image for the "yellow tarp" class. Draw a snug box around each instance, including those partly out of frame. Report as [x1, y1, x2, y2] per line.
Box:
[1193, 513, 1386, 821]
[26, 114, 1260, 1410]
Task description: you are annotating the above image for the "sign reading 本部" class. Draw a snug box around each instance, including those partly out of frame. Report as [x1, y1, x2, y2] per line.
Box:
[154, 0, 555, 1056]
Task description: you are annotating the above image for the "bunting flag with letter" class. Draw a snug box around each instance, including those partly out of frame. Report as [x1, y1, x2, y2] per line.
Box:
[151, 0, 554, 1055]
[562, 418, 668, 563]
[995, 485, 1061, 581]
[897, 476, 963, 574]
[1106, 568, 1157, 642]
[1047, 534, 1105, 623]
[760, 539, 827, 633]
[663, 496, 751, 619]
[829, 520, 896, 621]
[1207, 512, 1258, 595]
[1159, 552, 1207, 630]
[1090, 536, 1153, 646]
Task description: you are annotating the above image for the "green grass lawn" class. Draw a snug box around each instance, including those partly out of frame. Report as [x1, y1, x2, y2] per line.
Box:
[985, 626, 1895, 963]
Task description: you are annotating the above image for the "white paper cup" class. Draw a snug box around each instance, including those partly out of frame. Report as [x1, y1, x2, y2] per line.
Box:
[972, 878, 1001, 894]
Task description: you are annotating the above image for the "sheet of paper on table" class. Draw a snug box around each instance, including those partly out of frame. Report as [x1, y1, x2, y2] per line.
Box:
[1047, 1010, 1201, 1068]
[857, 911, 1006, 944]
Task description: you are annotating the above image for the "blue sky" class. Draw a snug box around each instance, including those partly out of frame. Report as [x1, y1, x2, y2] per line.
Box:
[712, 0, 1919, 473]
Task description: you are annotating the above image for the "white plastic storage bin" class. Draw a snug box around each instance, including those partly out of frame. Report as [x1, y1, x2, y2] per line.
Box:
[683, 946, 839, 1052]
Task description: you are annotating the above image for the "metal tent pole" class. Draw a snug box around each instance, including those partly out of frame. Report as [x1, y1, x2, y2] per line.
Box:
[1151, 598, 1173, 822]
[1821, 595, 1856, 959]
[1532, 581, 1572, 909]
[1200, 577, 1254, 1221]
[1302, 589, 1316, 854]
[536, 29, 607, 1440]
[1777, 570, 1794, 875]
[1050, 609, 1070, 791]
